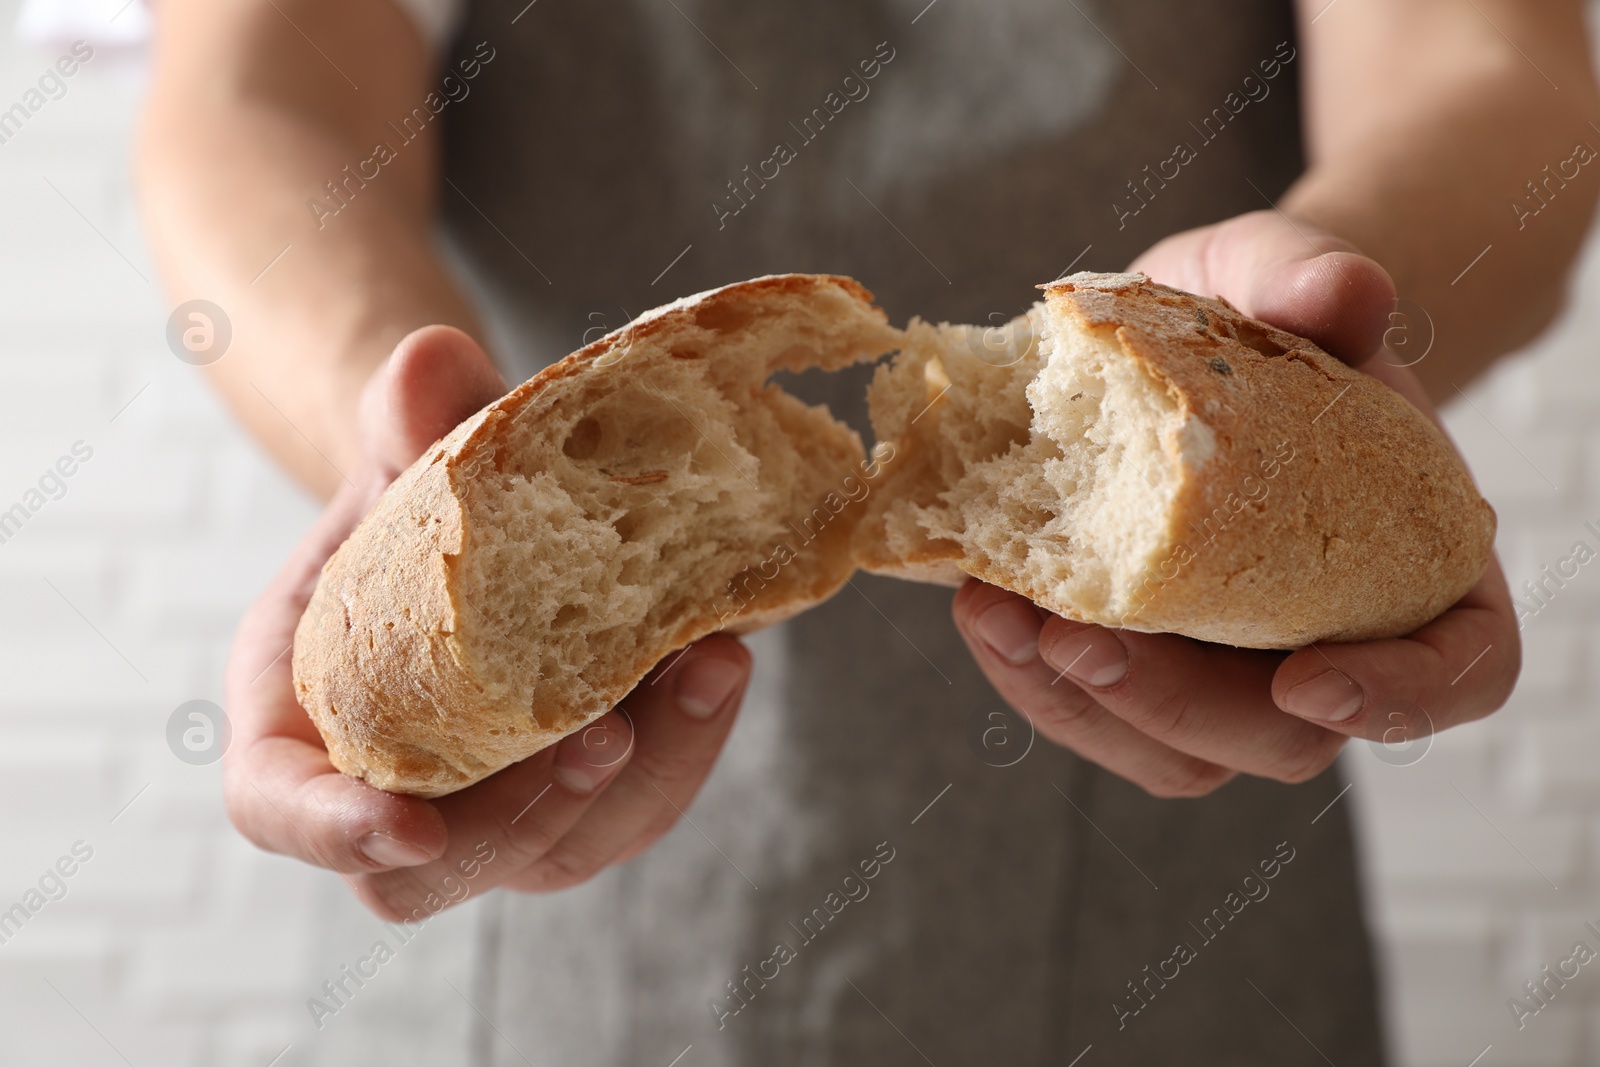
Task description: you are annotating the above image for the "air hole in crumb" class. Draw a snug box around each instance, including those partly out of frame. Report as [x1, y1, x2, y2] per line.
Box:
[554, 603, 584, 628]
[669, 346, 702, 360]
[694, 300, 757, 333]
[563, 416, 603, 460]
[615, 510, 644, 543]
[1209, 358, 1233, 374]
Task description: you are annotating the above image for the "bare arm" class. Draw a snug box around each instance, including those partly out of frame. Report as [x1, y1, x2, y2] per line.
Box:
[137, 0, 481, 497]
[1286, 0, 1600, 395]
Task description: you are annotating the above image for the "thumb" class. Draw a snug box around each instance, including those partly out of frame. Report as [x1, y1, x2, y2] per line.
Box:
[1132, 209, 1397, 366]
[1247, 246, 1396, 368]
[359, 325, 508, 482]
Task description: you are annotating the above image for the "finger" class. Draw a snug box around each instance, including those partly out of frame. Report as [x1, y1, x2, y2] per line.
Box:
[953, 581, 1236, 797]
[358, 324, 508, 480]
[1031, 610, 1348, 784]
[505, 635, 751, 891]
[224, 737, 448, 876]
[223, 485, 448, 873]
[1245, 246, 1396, 366]
[1133, 209, 1397, 365]
[348, 711, 637, 921]
[1272, 558, 1520, 743]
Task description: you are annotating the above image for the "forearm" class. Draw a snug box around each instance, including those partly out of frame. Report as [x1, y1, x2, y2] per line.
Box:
[1283, 0, 1600, 398]
[137, 0, 481, 498]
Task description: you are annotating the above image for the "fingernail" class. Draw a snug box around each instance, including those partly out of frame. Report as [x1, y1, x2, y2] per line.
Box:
[974, 599, 1043, 665]
[1284, 670, 1365, 722]
[552, 715, 632, 794]
[675, 655, 744, 719]
[358, 832, 434, 868]
[1043, 631, 1128, 688]
[553, 765, 600, 794]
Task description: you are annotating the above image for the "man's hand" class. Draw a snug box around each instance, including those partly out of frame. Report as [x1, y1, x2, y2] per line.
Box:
[951, 211, 1521, 796]
[222, 328, 753, 920]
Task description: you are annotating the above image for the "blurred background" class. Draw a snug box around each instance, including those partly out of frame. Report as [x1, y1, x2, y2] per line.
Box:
[0, 1, 1598, 1064]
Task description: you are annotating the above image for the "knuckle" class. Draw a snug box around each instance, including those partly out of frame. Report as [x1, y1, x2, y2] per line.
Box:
[628, 812, 678, 856]
[223, 778, 352, 869]
[516, 848, 603, 895]
[1487, 642, 1522, 712]
[1142, 762, 1233, 799]
[352, 874, 428, 923]
[627, 744, 700, 790]
[220, 786, 259, 846]
[1272, 733, 1345, 785]
[1107, 689, 1197, 740]
[1138, 691, 1198, 737]
[486, 812, 557, 871]
[355, 869, 471, 923]
[1032, 689, 1100, 738]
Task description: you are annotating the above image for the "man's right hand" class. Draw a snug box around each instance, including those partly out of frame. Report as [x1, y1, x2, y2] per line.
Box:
[222, 327, 753, 921]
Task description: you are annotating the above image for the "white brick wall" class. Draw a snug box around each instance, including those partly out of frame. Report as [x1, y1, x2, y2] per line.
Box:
[2, 4, 1600, 1064]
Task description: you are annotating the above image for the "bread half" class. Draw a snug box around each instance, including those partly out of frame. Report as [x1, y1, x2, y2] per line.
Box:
[292, 275, 902, 796]
[859, 271, 1496, 649]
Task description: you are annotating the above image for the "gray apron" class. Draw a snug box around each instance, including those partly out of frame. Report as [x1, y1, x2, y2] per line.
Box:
[438, 2, 1387, 1062]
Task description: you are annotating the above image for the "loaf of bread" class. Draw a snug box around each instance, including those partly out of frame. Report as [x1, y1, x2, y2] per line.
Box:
[293, 272, 1493, 796]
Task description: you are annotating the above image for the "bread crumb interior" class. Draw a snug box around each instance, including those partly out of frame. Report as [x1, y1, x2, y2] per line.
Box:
[864, 305, 1186, 619]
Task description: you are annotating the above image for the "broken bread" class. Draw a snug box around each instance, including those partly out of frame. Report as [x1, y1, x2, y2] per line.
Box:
[292, 275, 902, 796]
[859, 271, 1495, 649]
[294, 270, 1496, 798]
